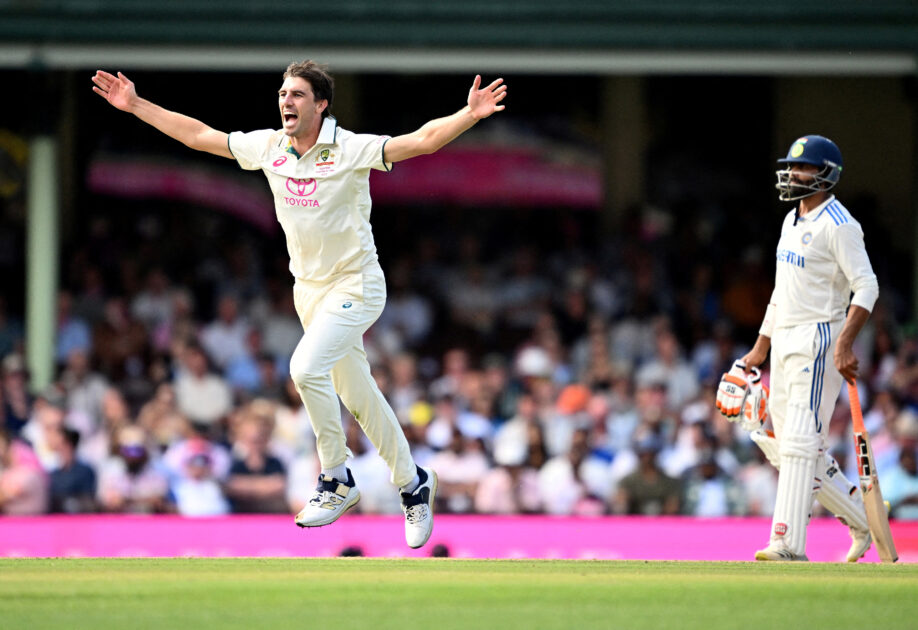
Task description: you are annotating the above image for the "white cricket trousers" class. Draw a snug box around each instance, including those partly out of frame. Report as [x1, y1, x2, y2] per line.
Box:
[289, 268, 416, 488]
[769, 320, 844, 447]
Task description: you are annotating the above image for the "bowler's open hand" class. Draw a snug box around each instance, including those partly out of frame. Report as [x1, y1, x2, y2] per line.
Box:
[468, 76, 507, 120]
[92, 70, 138, 112]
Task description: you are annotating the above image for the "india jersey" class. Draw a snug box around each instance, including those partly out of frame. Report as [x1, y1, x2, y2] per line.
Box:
[228, 117, 391, 284]
[771, 196, 878, 328]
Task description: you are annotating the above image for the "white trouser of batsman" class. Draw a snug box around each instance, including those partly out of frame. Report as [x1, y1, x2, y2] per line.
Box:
[751, 430, 868, 533]
[289, 268, 417, 488]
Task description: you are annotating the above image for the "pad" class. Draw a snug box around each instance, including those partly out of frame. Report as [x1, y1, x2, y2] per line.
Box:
[771, 403, 821, 556]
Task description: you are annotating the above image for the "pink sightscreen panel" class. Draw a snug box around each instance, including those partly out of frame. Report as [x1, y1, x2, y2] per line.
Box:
[1, 515, 916, 562]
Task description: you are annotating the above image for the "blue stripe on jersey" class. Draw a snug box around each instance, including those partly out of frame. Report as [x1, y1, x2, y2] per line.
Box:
[810, 323, 829, 433]
[826, 202, 848, 226]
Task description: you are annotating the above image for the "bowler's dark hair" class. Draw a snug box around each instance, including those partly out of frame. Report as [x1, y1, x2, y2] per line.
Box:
[283, 60, 334, 119]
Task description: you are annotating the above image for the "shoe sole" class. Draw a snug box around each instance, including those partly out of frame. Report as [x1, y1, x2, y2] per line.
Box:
[754, 550, 808, 562]
[294, 492, 361, 529]
[408, 469, 438, 549]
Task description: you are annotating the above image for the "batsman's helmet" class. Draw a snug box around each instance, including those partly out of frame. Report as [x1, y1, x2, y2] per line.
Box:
[775, 135, 843, 201]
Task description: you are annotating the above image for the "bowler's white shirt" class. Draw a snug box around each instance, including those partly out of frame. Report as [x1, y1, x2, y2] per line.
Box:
[771, 196, 878, 328]
[228, 117, 391, 284]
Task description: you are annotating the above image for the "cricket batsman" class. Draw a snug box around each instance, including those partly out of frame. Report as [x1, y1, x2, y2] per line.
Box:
[716, 135, 878, 561]
[92, 61, 507, 548]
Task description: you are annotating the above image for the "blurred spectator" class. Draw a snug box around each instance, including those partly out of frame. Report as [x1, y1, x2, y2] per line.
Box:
[79, 387, 135, 469]
[426, 394, 460, 451]
[682, 450, 745, 517]
[48, 427, 97, 514]
[346, 418, 402, 514]
[56, 290, 92, 365]
[72, 264, 108, 326]
[271, 378, 315, 469]
[538, 428, 606, 516]
[225, 328, 268, 394]
[0, 428, 48, 515]
[376, 258, 434, 350]
[92, 297, 148, 381]
[162, 431, 232, 484]
[446, 264, 499, 338]
[173, 342, 233, 435]
[736, 442, 778, 517]
[635, 327, 699, 411]
[152, 288, 197, 354]
[482, 353, 517, 422]
[169, 449, 230, 517]
[475, 413, 542, 514]
[402, 401, 436, 467]
[542, 383, 590, 458]
[492, 394, 540, 463]
[224, 408, 287, 513]
[883, 446, 918, 520]
[2, 353, 32, 436]
[388, 352, 424, 424]
[499, 245, 551, 332]
[553, 284, 590, 348]
[21, 388, 68, 471]
[428, 429, 490, 513]
[613, 433, 681, 515]
[261, 291, 301, 362]
[253, 353, 287, 402]
[131, 268, 174, 331]
[690, 320, 742, 387]
[719, 246, 772, 338]
[97, 425, 169, 514]
[200, 293, 250, 370]
[429, 348, 471, 402]
[59, 349, 109, 435]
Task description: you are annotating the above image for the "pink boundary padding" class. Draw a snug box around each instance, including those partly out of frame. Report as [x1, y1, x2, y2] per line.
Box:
[1, 516, 916, 562]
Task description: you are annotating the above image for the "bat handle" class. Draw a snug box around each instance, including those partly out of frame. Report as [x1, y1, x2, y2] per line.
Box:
[848, 379, 866, 433]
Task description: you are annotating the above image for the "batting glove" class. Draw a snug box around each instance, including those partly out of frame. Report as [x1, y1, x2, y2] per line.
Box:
[740, 381, 769, 431]
[715, 360, 750, 418]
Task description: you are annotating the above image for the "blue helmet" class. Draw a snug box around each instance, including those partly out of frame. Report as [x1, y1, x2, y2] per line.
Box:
[775, 135, 843, 201]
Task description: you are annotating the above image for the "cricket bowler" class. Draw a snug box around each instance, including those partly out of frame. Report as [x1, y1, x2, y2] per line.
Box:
[92, 61, 507, 548]
[715, 135, 878, 561]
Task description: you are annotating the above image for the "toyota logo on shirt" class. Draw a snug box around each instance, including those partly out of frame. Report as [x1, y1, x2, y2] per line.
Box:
[286, 177, 317, 197]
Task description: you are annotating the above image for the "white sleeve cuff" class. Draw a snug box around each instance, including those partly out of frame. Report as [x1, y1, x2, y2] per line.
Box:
[850, 283, 879, 313]
[759, 303, 776, 338]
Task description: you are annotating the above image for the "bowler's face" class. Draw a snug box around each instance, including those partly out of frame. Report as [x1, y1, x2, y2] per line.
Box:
[278, 77, 324, 138]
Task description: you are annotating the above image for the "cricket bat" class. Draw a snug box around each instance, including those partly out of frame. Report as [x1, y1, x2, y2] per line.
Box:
[848, 380, 898, 563]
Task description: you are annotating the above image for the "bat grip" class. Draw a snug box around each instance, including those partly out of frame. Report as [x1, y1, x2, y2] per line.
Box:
[848, 379, 866, 433]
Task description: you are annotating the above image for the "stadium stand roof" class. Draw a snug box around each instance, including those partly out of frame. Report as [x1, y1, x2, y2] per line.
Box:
[1, 1, 917, 73]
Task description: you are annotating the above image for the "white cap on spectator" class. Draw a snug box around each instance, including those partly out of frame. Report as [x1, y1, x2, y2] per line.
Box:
[515, 346, 552, 378]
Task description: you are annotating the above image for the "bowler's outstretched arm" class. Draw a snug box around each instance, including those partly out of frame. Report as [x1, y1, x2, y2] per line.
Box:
[384, 75, 507, 164]
[92, 70, 233, 159]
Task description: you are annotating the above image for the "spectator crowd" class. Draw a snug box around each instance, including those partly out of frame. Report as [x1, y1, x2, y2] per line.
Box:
[2, 212, 917, 522]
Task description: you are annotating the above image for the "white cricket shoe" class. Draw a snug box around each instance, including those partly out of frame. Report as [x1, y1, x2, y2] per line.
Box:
[295, 469, 360, 528]
[401, 466, 438, 549]
[754, 544, 809, 562]
[846, 527, 872, 562]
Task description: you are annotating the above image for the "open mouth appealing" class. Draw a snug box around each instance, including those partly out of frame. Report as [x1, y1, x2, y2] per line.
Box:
[283, 111, 298, 125]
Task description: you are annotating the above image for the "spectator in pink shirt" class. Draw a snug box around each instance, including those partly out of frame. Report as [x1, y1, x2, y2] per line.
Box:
[0, 428, 48, 515]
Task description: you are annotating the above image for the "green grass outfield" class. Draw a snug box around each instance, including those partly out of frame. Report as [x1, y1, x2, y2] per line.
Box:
[1, 558, 916, 630]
